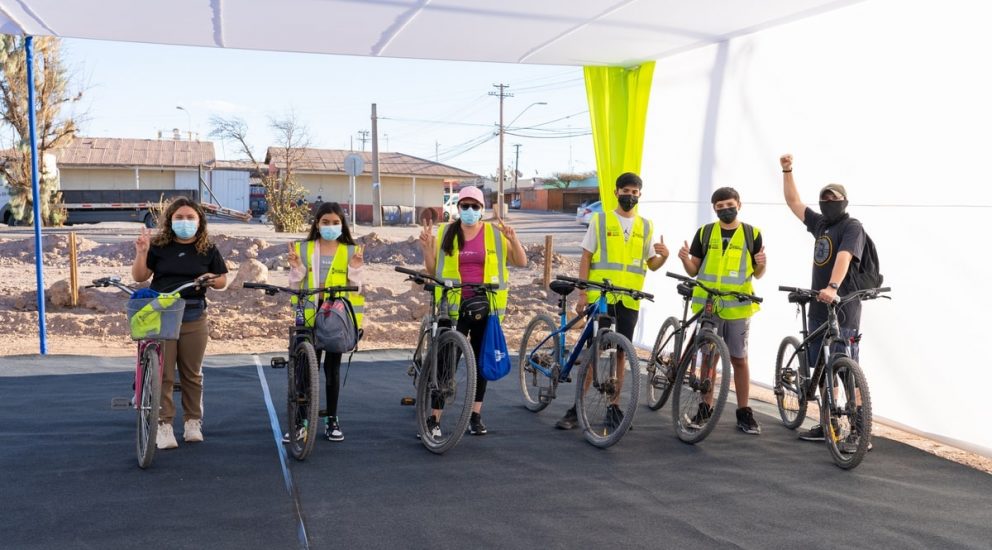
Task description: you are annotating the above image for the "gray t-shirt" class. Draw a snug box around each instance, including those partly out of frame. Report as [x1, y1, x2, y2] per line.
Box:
[318, 255, 334, 285]
[581, 211, 638, 253]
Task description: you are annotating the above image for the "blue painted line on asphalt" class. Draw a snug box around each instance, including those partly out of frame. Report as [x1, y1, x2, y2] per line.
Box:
[254, 355, 310, 550]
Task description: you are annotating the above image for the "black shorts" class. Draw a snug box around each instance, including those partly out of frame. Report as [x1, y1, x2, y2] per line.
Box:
[605, 302, 638, 342]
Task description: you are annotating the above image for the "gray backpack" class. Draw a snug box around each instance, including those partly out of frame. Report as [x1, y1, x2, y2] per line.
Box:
[314, 298, 359, 354]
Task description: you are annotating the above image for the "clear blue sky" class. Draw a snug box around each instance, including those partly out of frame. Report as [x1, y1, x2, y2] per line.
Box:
[60, 38, 595, 179]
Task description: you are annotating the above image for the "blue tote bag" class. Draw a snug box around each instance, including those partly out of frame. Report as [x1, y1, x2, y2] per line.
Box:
[480, 314, 511, 381]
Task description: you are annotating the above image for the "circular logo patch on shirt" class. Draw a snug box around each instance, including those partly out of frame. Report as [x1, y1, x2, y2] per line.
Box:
[814, 235, 833, 266]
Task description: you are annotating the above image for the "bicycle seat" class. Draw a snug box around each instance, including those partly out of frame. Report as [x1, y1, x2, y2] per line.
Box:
[788, 291, 812, 305]
[549, 280, 575, 296]
[677, 283, 693, 298]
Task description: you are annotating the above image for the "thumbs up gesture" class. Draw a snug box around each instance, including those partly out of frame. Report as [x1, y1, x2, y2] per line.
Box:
[755, 245, 767, 267]
[678, 240, 691, 262]
[653, 235, 669, 258]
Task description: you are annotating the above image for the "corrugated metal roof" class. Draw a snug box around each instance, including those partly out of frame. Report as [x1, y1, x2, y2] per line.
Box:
[264, 147, 478, 179]
[55, 137, 215, 168]
[209, 159, 258, 171]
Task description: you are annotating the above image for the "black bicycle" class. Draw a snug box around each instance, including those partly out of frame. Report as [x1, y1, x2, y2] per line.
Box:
[646, 272, 762, 444]
[243, 281, 356, 461]
[395, 266, 495, 454]
[773, 285, 890, 469]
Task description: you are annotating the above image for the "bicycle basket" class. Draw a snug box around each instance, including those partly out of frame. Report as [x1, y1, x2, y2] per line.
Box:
[126, 296, 186, 341]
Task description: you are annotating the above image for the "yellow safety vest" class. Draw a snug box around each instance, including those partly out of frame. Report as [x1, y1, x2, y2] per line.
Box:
[588, 212, 653, 311]
[293, 240, 365, 328]
[130, 293, 182, 339]
[434, 222, 510, 321]
[692, 223, 760, 320]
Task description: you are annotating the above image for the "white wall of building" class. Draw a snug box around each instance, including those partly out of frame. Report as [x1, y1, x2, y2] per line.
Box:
[637, 0, 992, 454]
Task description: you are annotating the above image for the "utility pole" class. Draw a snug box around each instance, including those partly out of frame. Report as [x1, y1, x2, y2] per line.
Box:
[489, 83, 512, 217]
[435, 140, 440, 162]
[357, 130, 370, 151]
[513, 143, 522, 195]
[371, 104, 382, 226]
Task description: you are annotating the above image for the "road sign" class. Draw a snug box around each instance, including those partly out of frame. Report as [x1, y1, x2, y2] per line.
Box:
[344, 154, 364, 177]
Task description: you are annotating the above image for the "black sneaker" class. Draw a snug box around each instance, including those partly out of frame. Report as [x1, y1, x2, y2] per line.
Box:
[799, 418, 840, 441]
[687, 402, 713, 429]
[555, 406, 578, 430]
[736, 407, 761, 435]
[468, 412, 487, 435]
[605, 404, 624, 430]
[325, 417, 344, 442]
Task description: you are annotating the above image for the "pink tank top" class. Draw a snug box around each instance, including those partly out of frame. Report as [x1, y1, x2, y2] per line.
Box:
[459, 228, 485, 298]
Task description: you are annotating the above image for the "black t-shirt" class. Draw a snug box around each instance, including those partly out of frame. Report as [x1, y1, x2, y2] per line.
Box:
[146, 241, 228, 300]
[690, 224, 763, 260]
[803, 207, 865, 328]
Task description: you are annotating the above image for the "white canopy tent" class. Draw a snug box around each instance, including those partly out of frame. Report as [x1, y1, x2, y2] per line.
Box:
[8, 0, 990, 456]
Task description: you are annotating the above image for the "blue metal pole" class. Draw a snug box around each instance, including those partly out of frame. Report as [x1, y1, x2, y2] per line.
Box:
[25, 35, 47, 355]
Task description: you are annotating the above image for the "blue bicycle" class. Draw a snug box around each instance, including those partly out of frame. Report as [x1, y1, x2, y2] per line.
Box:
[518, 275, 653, 448]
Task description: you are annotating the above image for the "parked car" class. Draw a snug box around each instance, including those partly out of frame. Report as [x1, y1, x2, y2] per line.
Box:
[442, 192, 459, 221]
[576, 200, 603, 225]
[510, 198, 521, 209]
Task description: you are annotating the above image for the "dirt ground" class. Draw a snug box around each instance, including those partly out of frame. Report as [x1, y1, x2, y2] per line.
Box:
[1, 228, 989, 475]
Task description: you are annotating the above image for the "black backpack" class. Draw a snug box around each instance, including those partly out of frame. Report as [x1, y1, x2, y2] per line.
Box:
[700, 222, 757, 261]
[848, 222, 883, 290]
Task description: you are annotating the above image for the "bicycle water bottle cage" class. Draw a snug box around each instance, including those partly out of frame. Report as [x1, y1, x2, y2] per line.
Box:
[549, 280, 575, 296]
[677, 283, 693, 298]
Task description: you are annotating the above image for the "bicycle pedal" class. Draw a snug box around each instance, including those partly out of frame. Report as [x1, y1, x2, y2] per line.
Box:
[538, 387, 556, 403]
[110, 397, 131, 410]
[270, 357, 287, 369]
[400, 397, 416, 406]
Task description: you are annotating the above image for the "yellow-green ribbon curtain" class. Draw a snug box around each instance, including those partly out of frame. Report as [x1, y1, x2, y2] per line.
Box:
[584, 62, 655, 212]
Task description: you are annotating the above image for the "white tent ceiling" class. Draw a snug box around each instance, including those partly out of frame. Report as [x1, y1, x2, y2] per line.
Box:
[0, 0, 855, 66]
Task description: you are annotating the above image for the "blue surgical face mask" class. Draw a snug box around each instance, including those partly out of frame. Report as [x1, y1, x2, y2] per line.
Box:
[459, 207, 482, 226]
[172, 219, 198, 239]
[319, 224, 343, 241]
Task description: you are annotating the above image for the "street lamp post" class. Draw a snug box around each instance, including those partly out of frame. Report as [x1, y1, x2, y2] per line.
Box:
[175, 106, 191, 141]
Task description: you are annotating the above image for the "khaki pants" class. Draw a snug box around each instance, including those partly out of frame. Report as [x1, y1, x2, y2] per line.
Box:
[160, 316, 208, 423]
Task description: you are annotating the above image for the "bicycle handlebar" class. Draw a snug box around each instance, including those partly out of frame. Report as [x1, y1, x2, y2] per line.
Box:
[666, 271, 763, 304]
[393, 266, 498, 291]
[242, 282, 357, 297]
[554, 275, 654, 302]
[88, 275, 219, 295]
[778, 285, 891, 304]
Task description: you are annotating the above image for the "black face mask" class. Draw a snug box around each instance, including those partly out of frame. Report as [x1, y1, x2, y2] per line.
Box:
[819, 200, 849, 223]
[617, 194, 638, 212]
[716, 207, 738, 224]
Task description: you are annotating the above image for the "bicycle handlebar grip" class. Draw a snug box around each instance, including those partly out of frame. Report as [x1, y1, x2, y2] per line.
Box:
[751, 296, 764, 304]
[778, 285, 801, 292]
[394, 266, 422, 276]
[242, 282, 267, 289]
[877, 287, 891, 293]
[666, 271, 691, 282]
[555, 275, 580, 283]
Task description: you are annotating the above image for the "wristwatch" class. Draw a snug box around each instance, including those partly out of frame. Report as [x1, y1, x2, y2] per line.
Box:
[828, 282, 840, 290]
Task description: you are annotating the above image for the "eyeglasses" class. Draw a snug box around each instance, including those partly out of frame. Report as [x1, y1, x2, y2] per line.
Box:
[459, 203, 482, 211]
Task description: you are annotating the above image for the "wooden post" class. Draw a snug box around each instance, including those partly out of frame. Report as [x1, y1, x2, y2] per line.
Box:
[68, 231, 79, 307]
[543, 234, 553, 289]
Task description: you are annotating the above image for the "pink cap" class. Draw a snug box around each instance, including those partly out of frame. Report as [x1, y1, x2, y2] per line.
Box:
[456, 186, 485, 206]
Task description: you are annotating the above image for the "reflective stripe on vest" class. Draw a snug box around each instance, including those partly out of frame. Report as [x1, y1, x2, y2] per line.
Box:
[588, 212, 651, 311]
[691, 224, 759, 320]
[293, 240, 365, 328]
[434, 222, 510, 321]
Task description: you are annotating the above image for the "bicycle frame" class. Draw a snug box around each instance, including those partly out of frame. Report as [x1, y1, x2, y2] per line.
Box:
[525, 296, 606, 383]
[784, 301, 851, 402]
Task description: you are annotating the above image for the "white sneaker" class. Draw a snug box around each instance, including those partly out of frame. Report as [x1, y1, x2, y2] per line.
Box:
[157, 423, 178, 449]
[183, 419, 204, 442]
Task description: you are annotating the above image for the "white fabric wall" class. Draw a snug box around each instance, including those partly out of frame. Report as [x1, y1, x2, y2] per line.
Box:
[637, 0, 992, 455]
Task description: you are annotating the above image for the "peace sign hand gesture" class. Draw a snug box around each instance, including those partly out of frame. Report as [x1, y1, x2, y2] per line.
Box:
[418, 219, 435, 251]
[286, 242, 302, 271]
[135, 227, 151, 255]
[495, 218, 517, 244]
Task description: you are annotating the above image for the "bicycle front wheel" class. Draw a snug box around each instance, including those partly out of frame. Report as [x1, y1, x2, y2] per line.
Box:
[286, 341, 320, 461]
[775, 336, 808, 429]
[646, 317, 680, 411]
[671, 332, 732, 444]
[416, 330, 477, 454]
[411, 316, 433, 387]
[518, 314, 559, 412]
[822, 357, 872, 470]
[136, 345, 162, 469]
[575, 331, 640, 448]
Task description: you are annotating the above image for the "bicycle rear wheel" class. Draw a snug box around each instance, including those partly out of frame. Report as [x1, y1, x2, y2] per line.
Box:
[822, 357, 872, 470]
[136, 345, 162, 469]
[575, 331, 640, 448]
[646, 317, 680, 411]
[518, 314, 559, 412]
[416, 330, 477, 454]
[286, 341, 320, 461]
[671, 332, 732, 444]
[774, 336, 808, 429]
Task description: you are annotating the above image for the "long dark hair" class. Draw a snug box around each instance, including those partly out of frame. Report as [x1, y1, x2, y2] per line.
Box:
[152, 196, 211, 254]
[306, 202, 356, 245]
[440, 219, 464, 256]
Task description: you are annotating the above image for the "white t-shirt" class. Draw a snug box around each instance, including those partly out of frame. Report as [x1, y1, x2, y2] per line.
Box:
[581, 211, 639, 253]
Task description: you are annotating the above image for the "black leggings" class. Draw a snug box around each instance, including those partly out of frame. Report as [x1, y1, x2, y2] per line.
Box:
[316, 350, 342, 417]
[430, 314, 487, 410]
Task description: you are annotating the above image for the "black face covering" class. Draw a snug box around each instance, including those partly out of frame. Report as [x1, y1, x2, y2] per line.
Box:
[617, 194, 638, 212]
[819, 200, 849, 223]
[716, 207, 738, 224]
